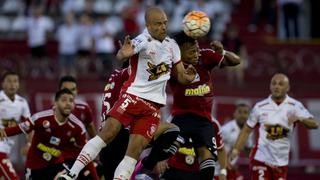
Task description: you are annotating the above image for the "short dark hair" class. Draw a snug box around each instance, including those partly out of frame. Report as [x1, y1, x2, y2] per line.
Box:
[235, 103, 250, 109]
[55, 89, 74, 101]
[173, 31, 196, 46]
[1, 71, 18, 82]
[58, 76, 77, 89]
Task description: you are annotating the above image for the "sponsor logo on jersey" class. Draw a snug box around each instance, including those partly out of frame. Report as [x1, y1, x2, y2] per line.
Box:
[146, 62, 170, 81]
[185, 84, 210, 96]
[50, 136, 61, 146]
[37, 143, 61, 157]
[265, 124, 289, 140]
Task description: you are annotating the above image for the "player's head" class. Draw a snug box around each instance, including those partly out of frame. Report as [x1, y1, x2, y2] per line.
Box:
[1, 71, 19, 98]
[54, 89, 75, 117]
[145, 6, 168, 41]
[174, 31, 199, 65]
[59, 76, 78, 96]
[270, 73, 290, 100]
[233, 103, 250, 127]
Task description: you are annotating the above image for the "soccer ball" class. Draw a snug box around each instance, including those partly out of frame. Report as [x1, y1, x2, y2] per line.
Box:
[182, 11, 211, 39]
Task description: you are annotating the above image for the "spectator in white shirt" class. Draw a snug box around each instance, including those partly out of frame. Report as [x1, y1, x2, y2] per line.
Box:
[56, 13, 79, 77]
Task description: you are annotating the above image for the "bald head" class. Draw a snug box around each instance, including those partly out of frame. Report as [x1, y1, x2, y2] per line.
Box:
[144, 6, 168, 41]
[270, 73, 290, 101]
[145, 7, 165, 24]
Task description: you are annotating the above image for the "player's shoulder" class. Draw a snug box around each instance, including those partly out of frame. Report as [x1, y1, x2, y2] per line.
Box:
[31, 109, 54, 122]
[75, 99, 89, 107]
[286, 96, 304, 108]
[255, 98, 271, 109]
[222, 120, 236, 129]
[68, 114, 86, 133]
[15, 94, 28, 103]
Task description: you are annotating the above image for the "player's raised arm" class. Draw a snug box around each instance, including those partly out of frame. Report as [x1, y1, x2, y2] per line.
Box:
[116, 35, 135, 61]
[210, 41, 241, 67]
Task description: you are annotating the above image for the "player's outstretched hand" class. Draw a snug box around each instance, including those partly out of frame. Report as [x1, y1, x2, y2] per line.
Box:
[185, 64, 197, 82]
[0, 129, 7, 141]
[117, 35, 135, 60]
[154, 160, 169, 175]
[210, 41, 224, 55]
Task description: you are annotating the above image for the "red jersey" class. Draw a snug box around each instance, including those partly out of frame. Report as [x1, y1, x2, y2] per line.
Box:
[4, 109, 86, 169]
[72, 99, 93, 127]
[169, 49, 224, 122]
[101, 68, 129, 121]
[167, 119, 224, 171]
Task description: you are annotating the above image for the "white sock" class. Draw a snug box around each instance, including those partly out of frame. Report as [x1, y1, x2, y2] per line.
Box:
[69, 136, 106, 176]
[113, 156, 137, 180]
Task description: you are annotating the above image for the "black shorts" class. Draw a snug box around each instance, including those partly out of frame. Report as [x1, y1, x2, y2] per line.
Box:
[161, 167, 200, 180]
[171, 113, 216, 153]
[27, 163, 65, 180]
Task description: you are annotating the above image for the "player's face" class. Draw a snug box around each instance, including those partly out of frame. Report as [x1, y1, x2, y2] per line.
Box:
[2, 75, 19, 97]
[181, 42, 200, 65]
[234, 106, 250, 126]
[60, 82, 78, 96]
[55, 93, 75, 117]
[270, 75, 289, 99]
[146, 11, 168, 41]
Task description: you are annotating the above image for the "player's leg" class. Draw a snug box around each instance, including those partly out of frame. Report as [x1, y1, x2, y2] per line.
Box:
[114, 110, 160, 179]
[58, 94, 135, 180]
[0, 152, 19, 180]
[135, 122, 183, 179]
[271, 165, 288, 180]
[174, 114, 217, 180]
[100, 128, 129, 180]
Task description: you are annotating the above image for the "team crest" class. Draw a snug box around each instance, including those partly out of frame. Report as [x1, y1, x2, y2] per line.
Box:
[42, 120, 50, 128]
[146, 62, 170, 81]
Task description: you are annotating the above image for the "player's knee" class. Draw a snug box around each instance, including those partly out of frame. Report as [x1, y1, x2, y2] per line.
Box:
[98, 117, 122, 142]
[126, 134, 150, 159]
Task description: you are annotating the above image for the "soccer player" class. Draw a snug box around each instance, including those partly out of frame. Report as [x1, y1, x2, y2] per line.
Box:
[0, 89, 88, 180]
[58, 6, 196, 180]
[58, 76, 99, 179]
[220, 103, 253, 180]
[0, 71, 31, 180]
[100, 67, 183, 180]
[229, 73, 319, 180]
[58, 76, 96, 138]
[159, 31, 241, 180]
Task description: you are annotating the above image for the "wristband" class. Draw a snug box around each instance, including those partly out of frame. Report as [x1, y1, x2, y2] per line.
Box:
[220, 168, 227, 176]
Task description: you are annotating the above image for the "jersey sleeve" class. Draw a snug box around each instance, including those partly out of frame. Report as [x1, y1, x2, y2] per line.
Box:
[200, 49, 224, 70]
[246, 105, 259, 128]
[132, 35, 147, 54]
[295, 102, 314, 119]
[172, 42, 181, 65]
[5, 117, 34, 136]
[22, 99, 31, 119]
[83, 104, 94, 125]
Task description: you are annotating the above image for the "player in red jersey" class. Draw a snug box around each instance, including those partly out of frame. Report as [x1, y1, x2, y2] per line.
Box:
[0, 89, 96, 180]
[159, 31, 241, 180]
[58, 76, 99, 179]
[58, 76, 96, 138]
